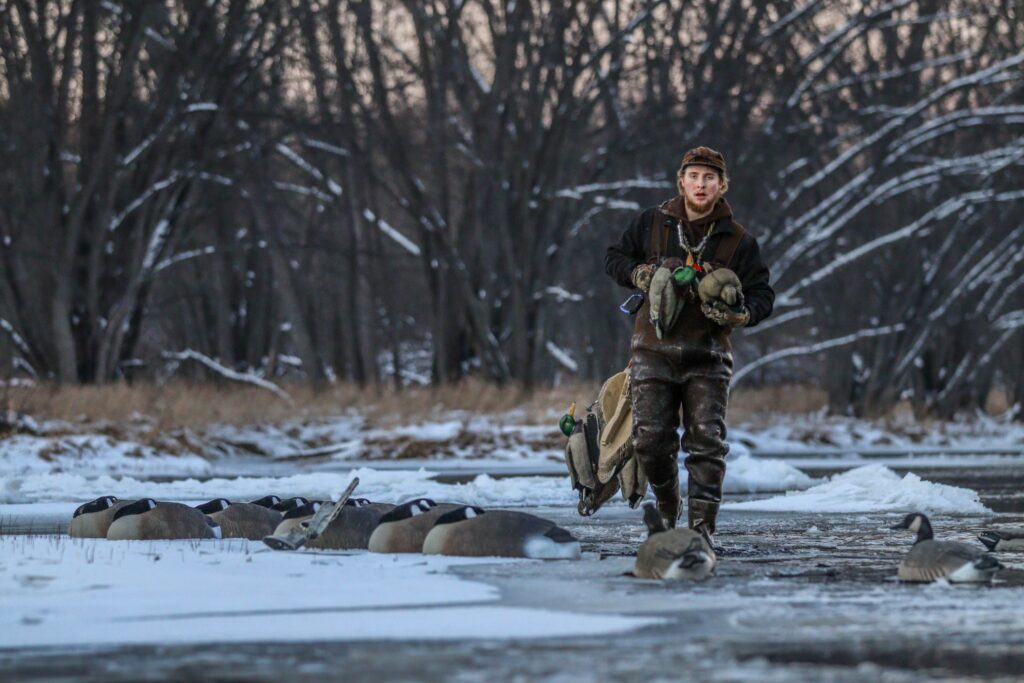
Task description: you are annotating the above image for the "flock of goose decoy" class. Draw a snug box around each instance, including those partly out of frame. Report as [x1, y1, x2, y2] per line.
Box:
[68, 495, 582, 560]
[68, 495, 1020, 583]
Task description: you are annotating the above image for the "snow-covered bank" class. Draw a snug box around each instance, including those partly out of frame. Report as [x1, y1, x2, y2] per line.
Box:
[0, 537, 659, 648]
[0, 456, 814, 505]
[726, 464, 991, 514]
[0, 433, 211, 478]
[732, 412, 1024, 454]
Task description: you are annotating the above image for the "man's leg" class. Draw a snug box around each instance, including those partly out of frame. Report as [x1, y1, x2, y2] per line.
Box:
[680, 376, 730, 534]
[631, 377, 682, 528]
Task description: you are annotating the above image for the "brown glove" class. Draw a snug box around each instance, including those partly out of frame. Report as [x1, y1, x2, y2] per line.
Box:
[631, 264, 656, 292]
[701, 300, 750, 327]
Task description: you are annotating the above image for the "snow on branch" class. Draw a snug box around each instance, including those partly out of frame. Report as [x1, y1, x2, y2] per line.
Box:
[0, 317, 33, 359]
[776, 189, 1024, 307]
[154, 246, 217, 273]
[301, 137, 351, 157]
[162, 350, 294, 405]
[545, 341, 578, 373]
[733, 323, 906, 384]
[108, 172, 180, 232]
[363, 209, 421, 255]
[276, 142, 343, 196]
[556, 177, 672, 200]
[544, 286, 584, 303]
[743, 306, 814, 336]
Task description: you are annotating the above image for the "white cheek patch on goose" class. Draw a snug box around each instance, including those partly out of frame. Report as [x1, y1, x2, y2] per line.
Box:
[464, 508, 478, 519]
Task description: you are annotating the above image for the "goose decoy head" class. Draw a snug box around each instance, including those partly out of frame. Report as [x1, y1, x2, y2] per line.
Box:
[112, 498, 157, 521]
[977, 531, 1004, 551]
[434, 505, 485, 525]
[377, 499, 437, 523]
[346, 498, 372, 508]
[271, 497, 310, 513]
[282, 501, 321, 520]
[73, 496, 118, 518]
[891, 512, 933, 542]
[250, 495, 282, 508]
[195, 499, 232, 514]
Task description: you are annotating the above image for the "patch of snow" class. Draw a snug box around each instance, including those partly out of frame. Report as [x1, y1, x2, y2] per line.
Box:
[726, 464, 991, 514]
[0, 537, 658, 648]
[0, 457, 814, 505]
[724, 455, 817, 493]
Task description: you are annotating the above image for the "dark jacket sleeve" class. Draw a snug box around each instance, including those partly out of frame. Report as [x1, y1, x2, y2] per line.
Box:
[733, 233, 774, 327]
[605, 208, 652, 289]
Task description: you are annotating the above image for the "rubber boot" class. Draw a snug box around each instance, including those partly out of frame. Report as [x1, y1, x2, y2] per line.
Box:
[688, 498, 720, 536]
[651, 477, 681, 529]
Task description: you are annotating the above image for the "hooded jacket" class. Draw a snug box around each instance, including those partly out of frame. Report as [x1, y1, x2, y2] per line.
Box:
[605, 196, 774, 369]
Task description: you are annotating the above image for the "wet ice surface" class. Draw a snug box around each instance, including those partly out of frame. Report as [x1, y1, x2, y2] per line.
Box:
[3, 466, 1024, 682]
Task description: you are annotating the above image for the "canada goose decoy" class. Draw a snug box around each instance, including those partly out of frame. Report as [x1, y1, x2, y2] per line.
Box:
[978, 528, 1024, 551]
[195, 499, 282, 540]
[269, 501, 323, 538]
[69, 496, 130, 538]
[271, 497, 310, 514]
[250, 495, 282, 508]
[634, 503, 717, 580]
[306, 499, 396, 550]
[107, 499, 221, 540]
[891, 512, 1003, 583]
[367, 499, 459, 553]
[422, 506, 581, 559]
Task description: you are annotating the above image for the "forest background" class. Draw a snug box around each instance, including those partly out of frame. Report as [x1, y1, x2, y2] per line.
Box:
[1, 0, 1021, 420]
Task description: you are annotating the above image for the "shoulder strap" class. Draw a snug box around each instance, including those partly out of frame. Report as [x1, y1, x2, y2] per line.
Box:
[649, 210, 670, 262]
[712, 220, 746, 268]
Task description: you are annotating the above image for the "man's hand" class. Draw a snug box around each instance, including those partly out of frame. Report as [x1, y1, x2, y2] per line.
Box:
[631, 264, 656, 293]
[701, 301, 750, 328]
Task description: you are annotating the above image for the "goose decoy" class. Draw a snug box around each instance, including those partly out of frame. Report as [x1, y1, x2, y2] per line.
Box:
[195, 498, 282, 540]
[634, 503, 717, 580]
[422, 506, 581, 559]
[978, 528, 1024, 551]
[367, 499, 459, 553]
[271, 497, 310, 514]
[306, 499, 396, 550]
[106, 499, 221, 540]
[249, 495, 282, 508]
[270, 501, 323, 538]
[69, 496, 130, 538]
[891, 512, 1003, 583]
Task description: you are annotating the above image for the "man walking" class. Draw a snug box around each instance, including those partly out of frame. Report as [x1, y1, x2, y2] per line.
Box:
[605, 146, 774, 538]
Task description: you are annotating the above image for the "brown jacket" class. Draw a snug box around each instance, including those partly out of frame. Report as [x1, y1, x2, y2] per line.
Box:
[605, 196, 774, 371]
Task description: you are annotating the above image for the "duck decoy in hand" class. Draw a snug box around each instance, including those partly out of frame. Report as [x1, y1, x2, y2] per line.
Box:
[891, 512, 1003, 583]
[634, 502, 717, 580]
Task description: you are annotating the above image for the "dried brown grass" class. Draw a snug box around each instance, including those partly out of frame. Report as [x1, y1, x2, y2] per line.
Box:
[7, 379, 605, 429]
[29, 380, 1005, 430]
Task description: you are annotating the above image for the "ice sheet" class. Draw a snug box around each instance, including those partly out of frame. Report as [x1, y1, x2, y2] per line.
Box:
[0, 536, 659, 647]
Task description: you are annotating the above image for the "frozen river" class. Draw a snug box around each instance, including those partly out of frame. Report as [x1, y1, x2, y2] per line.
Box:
[2, 462, 1023, 682]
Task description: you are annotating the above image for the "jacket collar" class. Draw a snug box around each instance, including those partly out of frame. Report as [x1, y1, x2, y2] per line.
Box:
[658, 196, 736, 234]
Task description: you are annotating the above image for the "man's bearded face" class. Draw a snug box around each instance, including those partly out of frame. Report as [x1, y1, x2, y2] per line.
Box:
[678, 165, 723, 215]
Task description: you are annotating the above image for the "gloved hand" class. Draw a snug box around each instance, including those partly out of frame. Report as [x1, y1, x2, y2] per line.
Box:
[697, 268, 748, 327]
[701, 301, 750, 327]
[631, 264, 656, 292]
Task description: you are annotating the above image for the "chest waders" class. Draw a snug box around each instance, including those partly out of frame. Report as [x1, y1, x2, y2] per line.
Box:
[631, 208, 745, 533]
